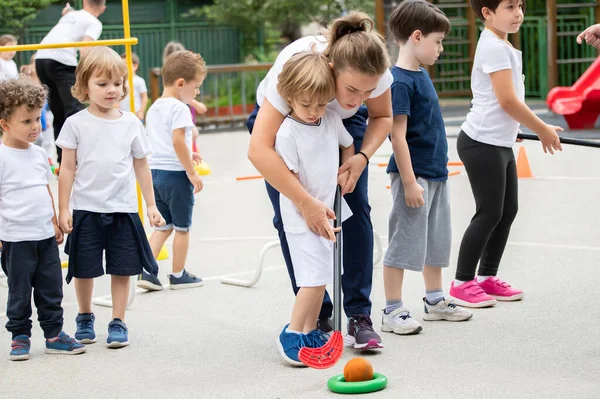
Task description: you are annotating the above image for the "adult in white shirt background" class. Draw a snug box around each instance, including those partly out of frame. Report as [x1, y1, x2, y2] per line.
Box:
[247, 12, 393, 349]
[35, 0, 106, 164]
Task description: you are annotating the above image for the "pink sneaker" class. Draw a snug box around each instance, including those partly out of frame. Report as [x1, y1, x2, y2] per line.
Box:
[477, 277, 524, 301]
[449, 280, 496, 308]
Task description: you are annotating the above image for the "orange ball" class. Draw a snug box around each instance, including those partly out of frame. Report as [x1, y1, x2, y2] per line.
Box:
[343, 357, 374, 382]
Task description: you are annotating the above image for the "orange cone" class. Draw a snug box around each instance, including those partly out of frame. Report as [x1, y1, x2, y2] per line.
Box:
[517, 146, 533, 178]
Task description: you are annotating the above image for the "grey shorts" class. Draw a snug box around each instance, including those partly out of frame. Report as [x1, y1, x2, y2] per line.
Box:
[384, 173, 451, 271]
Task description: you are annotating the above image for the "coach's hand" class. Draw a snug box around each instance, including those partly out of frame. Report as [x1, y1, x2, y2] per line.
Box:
[338, 154, 368, 195]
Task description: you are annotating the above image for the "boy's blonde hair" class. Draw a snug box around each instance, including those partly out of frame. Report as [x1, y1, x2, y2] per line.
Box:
[277, 51, 336, 107]
[162, 51, 206, 87]
[0, 34, 17, 46]
[71, 47, 129, 103]
[0, 76, 47, 122]
[323, 11, 391, 77]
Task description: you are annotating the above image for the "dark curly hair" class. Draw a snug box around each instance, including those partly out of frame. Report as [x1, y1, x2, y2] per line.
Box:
[0, 76, 48, 122]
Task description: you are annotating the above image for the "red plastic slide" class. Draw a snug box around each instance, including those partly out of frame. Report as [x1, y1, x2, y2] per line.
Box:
[546, 57, 600, 129]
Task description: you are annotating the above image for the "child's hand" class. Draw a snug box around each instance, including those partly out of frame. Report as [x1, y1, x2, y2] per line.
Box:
[54, 223, 64, 245]
[59, 211, 73, 234]
[136, 110, 145, 121]
[192, 152, 203, 164]
[577, 24, 600, 48]
[187, 172, 204, 194]
[404, 181, 425, 208]
[538, 124, 564, 154]
[147, 205, 165, 228]
[337, 170, 350, 192]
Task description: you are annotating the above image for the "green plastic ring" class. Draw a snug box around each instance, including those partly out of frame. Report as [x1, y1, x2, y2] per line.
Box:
[327, 372, 388, 394]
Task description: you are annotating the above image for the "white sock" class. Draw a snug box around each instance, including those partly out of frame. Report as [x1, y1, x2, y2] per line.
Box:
[476, 276, 492, 283]
[171, 270, 184, 278]
[286, 327, 301, 335]
[454, 279, 467, 287]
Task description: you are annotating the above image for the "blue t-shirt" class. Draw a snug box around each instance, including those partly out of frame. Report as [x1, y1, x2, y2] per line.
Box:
[386, 66, 448, 181]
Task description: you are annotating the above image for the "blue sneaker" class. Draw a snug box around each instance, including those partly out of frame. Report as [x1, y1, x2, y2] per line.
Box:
[305, 329, 329, 348]
[137, 271, 164, 291]
[275, 325, 309, 367]
[75, 313, 96, 344]
[169, 269, 204, 290]
[107, 319, 129, 348]
[9, 335, 30, 361]
[45, 332, 87, 355]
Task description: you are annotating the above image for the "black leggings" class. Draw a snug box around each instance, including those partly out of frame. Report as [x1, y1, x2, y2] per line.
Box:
[455, 131, 518, 281]
[36, 59, 84, 164]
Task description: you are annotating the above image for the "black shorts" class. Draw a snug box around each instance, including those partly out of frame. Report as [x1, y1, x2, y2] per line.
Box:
[64, 211, 158, 283]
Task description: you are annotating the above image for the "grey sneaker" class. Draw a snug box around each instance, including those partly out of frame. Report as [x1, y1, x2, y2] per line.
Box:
[423, 298, 473, 321]
[344, 315, 384, 350]
[381, 308, 423, 335]
[316, 317, 333, 333]
[169, 270, 204, 290]
[137, 271, 163, 291]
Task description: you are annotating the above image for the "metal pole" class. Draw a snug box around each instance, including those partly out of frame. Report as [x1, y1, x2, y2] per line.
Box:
[547, 0, 558, 90]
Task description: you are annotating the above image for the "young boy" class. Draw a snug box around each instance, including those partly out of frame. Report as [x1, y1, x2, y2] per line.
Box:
[138, 51, 206, 291]
[119, 52, 148, 121]
[35, 0, 106, 165]
[382, 0, 472, 336]
[449, 0, 562, 307]
[0, 77, 86, 360]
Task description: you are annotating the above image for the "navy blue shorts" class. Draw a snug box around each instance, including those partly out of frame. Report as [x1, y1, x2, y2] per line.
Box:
[152, 169, 194, 231]
[64, 211, 158, 283]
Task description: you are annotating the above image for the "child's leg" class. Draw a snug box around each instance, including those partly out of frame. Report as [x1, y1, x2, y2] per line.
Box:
[172, 230, 190, 274]
[110, 275, 130, 321]
[383, 266, 405, 308]
[454, 132, 512, 282]
[32, 238, 64, 339]
[290, 287, 324, 333]
[2, 241, 35, 338]
[478, 157, 518, 278]
[423, 265, 444, 302]
[74, 278, 94, 314]
[302, 286, 326, 333]
[149, 229, 172, 258]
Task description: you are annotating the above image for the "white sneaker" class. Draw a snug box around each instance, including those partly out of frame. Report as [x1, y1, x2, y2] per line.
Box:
[381, 308, 422, 335]
[422, 298, 473, 321]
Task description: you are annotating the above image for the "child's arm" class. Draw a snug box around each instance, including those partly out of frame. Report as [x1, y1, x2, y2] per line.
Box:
[137, 92, 148, 121]
[490, 70, 563, 153]
[390, 114, 424, 208]
[133, 157, 165, 227]
[173, 128, 203, 194]
[190, 99, 208, 115]
[57, 148, 76, 234]
[47, 185, 63, 244]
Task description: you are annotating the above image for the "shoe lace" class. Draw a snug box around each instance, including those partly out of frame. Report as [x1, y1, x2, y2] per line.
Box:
[109, 324, 126, 335]
[353, 315, 375, 332]
[79, 320, 93, 330]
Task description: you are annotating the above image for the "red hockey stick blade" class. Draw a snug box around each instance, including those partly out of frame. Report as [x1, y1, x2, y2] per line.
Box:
[298, 331, 344, 369]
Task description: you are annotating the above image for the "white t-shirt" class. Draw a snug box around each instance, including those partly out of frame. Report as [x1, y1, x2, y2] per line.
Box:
[275, 109, 354, 234]
[256, 35, 394, 120]
[120, 75, 148, 112]
[0, 59, 18, 81]
[36, 10, 102, 67]
[55, 109, 151, 213]
[146, 98, 194, 171]
[0, 144, 55, 242]
[461, 29, 525, 147]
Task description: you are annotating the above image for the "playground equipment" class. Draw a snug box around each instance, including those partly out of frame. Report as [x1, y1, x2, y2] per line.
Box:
[0, 0, 141, 309]
[546, 57, 600, 130]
